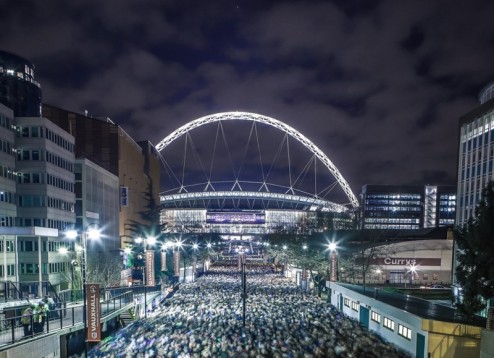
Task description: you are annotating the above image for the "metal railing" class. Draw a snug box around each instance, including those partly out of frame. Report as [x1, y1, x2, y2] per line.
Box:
[57, 284, 164, 304]
[0, 290, 135, 346]
[0, 281, 61, 304]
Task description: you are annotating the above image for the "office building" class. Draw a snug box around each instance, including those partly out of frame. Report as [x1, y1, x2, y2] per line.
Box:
[74, 158, 120, 252]
[0, 50, 41, 117]
[360, 185, 456, 230]
[453, 81, 494, 296]
[0, 49, 160, 293]
[42, 104, 161, 248]
[0, 102, 76, 292]
[456, 81, 494, 227]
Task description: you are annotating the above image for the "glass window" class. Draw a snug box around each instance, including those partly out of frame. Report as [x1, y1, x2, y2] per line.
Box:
[398, 324, 412, 340]
[383, 317, 395, 331]
[26, 263, 34, 274]
[371, 311, 381, 323]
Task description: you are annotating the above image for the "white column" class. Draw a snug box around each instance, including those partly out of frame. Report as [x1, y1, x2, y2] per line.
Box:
[3, 236, 7, 282]
[38, 236, 42, 297]
[14, 236, 19, 284]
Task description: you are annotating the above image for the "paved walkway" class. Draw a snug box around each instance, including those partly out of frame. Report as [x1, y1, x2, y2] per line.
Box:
[89, 271, 412, 357]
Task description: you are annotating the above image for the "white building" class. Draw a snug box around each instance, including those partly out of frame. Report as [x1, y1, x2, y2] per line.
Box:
[357, 239, 453, 286]
[0, 103, 77, 293]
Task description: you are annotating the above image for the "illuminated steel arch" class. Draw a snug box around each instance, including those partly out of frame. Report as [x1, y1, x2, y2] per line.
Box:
[156, 111, 359, 208]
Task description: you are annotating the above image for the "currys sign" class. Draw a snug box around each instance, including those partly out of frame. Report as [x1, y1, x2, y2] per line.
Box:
[85, 283, 101, 342]
[370, 257, 441, 266]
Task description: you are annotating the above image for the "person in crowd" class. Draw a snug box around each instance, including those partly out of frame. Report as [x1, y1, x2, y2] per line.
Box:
[89, 262, 410, 357]
[20, 306, 33, 337]
[44, 294, 58, 319]
[33, 300, 49, 334]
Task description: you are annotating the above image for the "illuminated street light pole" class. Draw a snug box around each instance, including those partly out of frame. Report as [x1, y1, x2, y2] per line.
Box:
[192, 243, 199, 281]
[282, 245, 287, 276]
[66, 224, 101, 358]
[408, 265, 417, 287]
[302, 244, 308, 291]
[58, 247, 78, 301]
[236, 246, 248, 327]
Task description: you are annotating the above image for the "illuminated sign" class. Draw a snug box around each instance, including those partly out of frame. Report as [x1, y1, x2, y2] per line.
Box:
[370, 258, 441, 266]
[173, 251, 180, 276]
[85, 283, 101, 342]
[206, 211, 265, 224]
[330, 253, 337, 282]
[145, 250, 155, 287]
[120, 186, 129, 207]
[161, 251, 167, 272]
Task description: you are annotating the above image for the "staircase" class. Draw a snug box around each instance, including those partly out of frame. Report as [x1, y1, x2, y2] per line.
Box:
[119, 309, 135, 327]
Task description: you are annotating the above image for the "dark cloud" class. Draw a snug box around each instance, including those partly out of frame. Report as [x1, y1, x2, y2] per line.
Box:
[2, 0, 494, 204]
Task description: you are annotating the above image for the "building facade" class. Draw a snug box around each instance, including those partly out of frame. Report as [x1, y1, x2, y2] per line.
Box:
[0, 49, 161, 293]
[0, 50, 41, 117]
[456, 82, 494, 227]
[453, 81, 494, 295]
[161, 208, 354, 235]
[363, 239, 453, 285]
[42, 104, 161, 248]
[0, 102, 76, 291]
[360, 185, 456, 230]
[75, 158, 120, 252]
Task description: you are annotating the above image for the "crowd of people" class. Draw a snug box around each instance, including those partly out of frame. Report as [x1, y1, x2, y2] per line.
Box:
[90, 264, 410, 357]
[20, 295, 53, 336]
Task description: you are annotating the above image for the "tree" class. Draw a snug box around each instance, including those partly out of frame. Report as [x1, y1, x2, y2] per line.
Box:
[267, 239, 330, 296]
[86, 251, 123, 288]
[124, 179, 165, 283]
[125, 178, 164, 241]
[455, 181, 494, 316]
[339, 230, 393, 290]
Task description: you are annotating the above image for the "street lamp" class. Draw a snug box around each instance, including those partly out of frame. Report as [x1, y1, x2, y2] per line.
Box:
[66, 223, 102, 357]
[236, 246, 248, 327]
[58, 246, 78, 301]
[408, 264, 417, 287]
[301, 244, 309, 290]
[282, 245, 288, 276]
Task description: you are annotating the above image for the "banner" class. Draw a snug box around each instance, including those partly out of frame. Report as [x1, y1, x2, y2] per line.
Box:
[369, 257, 441, 266]
[85, 283, 101, 342]
[145, 250, 155, 287]
[120, 186, 129, 207]
[330, 253, 337, 282]
[161, 251, 167, 272]
[173, 251, 181, 277]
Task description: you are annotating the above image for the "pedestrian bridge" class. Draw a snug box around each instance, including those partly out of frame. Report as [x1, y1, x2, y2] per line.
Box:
[0, 286, 162, 357]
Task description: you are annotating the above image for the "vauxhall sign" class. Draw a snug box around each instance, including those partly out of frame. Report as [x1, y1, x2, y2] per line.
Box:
[145, 250, 155, 287]
[85, 283, 101, 342]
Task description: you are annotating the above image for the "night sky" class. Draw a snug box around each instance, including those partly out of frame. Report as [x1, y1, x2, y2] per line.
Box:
[2, 0, 494, 202]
